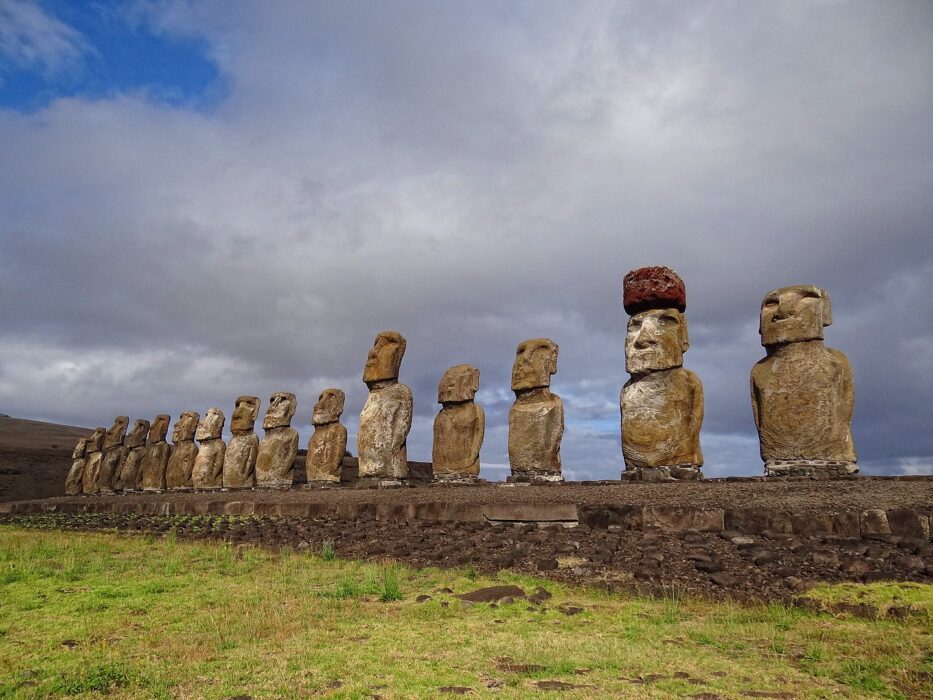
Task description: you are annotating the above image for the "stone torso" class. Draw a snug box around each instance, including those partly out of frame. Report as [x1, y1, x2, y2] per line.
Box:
[192, 439, 226, 489]
[307, 422, 348, 482]
[65, 457, 87, 495]
[223, 433, 259, 488]
[115, 447, 146, 491]
[508, 393, 563, 475]
[358, 383, 413, 479]
[621, 367, 703, 469]
[140, 442, 171, 491]
[82, 452, 103, 494]
[256, 427, 299, 487]
[99, 446, 127, 493]
[166, 441, 199, 489]
[433, 403, 484, 477]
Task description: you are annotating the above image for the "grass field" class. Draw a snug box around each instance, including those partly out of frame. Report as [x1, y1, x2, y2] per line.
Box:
[0, 526, 931, 699]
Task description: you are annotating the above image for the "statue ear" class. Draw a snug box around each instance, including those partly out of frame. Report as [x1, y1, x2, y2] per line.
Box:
[680, 313, 690, 352]
[820, 288, 832, 326]
[547, 345, 559, 375]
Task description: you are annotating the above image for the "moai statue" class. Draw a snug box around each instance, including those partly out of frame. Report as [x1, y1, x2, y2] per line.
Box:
[256, 392, 299, 488]
[223, 396, 260, 489]
[99, 416, 129, 493]
[620, 267, 704, 480]
[433, 364, 484, 482]
[751, 285, 857, 477]
[306, 389, 348, 483]
[114, 419, 150, 492]
[358, 331, 413, 482]
[166, 411, 200, 490]
[140, 414, 172, 491]
[64, 438, 88, 496]
[81, 427, 106, 494]
[192, 408, 226, 489]
[508, 338, 564, 481]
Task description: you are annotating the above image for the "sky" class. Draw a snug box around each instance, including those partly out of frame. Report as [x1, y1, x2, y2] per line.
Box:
[1, 0, 931, 480]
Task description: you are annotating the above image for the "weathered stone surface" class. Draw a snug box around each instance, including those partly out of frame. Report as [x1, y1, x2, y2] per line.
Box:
[622, 266, 686, 315]
[64, 438, 88, 496]
[99, 416, 128, 494]
[114, 419, 149, 492]
[192, 408, 226, 489]
[166, 412, 199, 490]
[751, 286, 857, 476]
[80, 427, 106, 494]
[139, 415, 171, 492]
[508, 338, 563, 479]
[223, 396, 260, 489]
[359, 332, 413, 479]
[433, 365, 484, 480]
[307, 389, 347, 483]
[257, 393, 298, 488]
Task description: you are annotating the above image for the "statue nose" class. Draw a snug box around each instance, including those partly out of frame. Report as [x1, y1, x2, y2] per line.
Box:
[773, 297, 795, 320]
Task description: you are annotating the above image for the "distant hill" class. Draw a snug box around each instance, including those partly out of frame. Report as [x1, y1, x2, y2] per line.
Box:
[0, 416, 92, 502]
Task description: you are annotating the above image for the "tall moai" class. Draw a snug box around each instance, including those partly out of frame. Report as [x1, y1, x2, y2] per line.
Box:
[508, 338, 564, 482]
[256, 392, 299, 488]
[306, 389, 348, 483]
[192, 407, 226, 489]
[99, 416, 129, 493]
[358, 331, 413, 482]
[620, 267, 704, 480]
[115, 419, 150, 492]
[64, 438, 88, 496]
[433, 364, 484, 482]
[751, 285, 857, 477]
[140, 414, 172, 492]
[166, 411, 200, 490]
[81, 427, 106, 494]
[223, 396, 260, 489]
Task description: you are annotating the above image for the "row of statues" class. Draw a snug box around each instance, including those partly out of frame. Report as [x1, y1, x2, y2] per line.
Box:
[65, 267, 858, 494]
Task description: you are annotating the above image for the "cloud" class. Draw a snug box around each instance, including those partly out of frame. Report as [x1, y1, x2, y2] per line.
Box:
[1, 1, 932, 477]
[0, 0, 90, 80]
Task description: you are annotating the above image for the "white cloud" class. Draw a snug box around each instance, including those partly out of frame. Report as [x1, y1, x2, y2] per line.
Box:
[0, 0, 90, 80]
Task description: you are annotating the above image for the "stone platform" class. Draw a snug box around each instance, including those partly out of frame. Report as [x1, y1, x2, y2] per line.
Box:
[3, 477, 932, 540]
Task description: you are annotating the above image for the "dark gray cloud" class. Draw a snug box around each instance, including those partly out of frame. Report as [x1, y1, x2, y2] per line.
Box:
[2, 0, 932, 478]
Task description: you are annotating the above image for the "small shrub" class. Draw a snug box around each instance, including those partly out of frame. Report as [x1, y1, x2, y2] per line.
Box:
[380, 564, 402, 602]
[321, 540, 336, 561]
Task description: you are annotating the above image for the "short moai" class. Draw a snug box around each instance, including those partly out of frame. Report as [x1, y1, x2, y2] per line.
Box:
[433, 364, 484, 482]
[620, 267, 704, 480]
[64, 438, 88, 496]
[751, 285, 857, 477]
[192, 407, 226, 489]
[223, 396, 260, 489]
[306, 389, 348, 483]
[358, 331, 413, 482]
[165, 411, 200, 490]
[140, 414, 172, 491]
[508, 338, 564, 482]
[114, 419, 150, 492]
[99, 416, 129, 493]
[256, 392, 299, 488]
[81, 427, 107, 494]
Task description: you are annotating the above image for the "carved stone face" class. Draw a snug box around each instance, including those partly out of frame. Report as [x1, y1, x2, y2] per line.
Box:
[196, 407, 225, 441]
[511, 338, 558, 392]
[760, 285, 832, 346]
[125, 419, 150, 449]
[87, 428, 106, 453]
[625, 309, 689, 374]
[173, 412, 199, 442]
[72, 438, 88, 459]
[312, 389, 345, 425]
[104, 416, 129, 449]
[438, 364, 480, 404]
[263, 392, 296, 429]
[231, 396, 260, 434]
[363, 331, 407, 384]
[149, 414, 170, 442]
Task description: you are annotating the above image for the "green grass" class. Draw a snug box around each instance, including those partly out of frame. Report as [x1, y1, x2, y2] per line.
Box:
[0, 526, 931, 699]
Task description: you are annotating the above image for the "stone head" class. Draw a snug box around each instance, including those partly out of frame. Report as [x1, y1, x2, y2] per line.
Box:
[196, 407, 225, 441]
[511, 338, 559, 392]
[103, 416, 129, 449]
[72, 438, 88, 459]
[87, 428, 106, 453]
[149, 414, 170, 443]
[125, 419, 150, 449]
[172, 411, 200, 442]
[263, 392, 296, 429]
[759, 285, 832, 346]
[625, 308, 689, 374]
[363, 331, 407, 384]
[312, 388, 345, 425]
[231, 395, 260, 434]
[438, 364, 480, 404]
